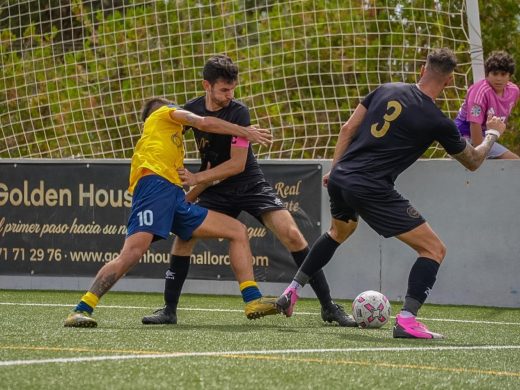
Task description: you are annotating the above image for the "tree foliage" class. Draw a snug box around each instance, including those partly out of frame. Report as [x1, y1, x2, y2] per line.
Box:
[0, 0, 518, 158]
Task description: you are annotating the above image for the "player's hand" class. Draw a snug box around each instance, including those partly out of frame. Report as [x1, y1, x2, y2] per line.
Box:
[178, 167, 198, 186]
[199, 162, 220, 187]
[486, 114, 506, 136]
[245, 126, 273, 146]
[322, 171, 331, 187]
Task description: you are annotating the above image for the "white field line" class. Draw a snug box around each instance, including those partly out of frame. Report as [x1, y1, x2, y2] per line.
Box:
[2, 345, 520, 367]
[1, 301, 519, 326]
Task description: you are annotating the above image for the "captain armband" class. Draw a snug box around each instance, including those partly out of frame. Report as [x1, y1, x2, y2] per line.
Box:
[231, 136, 249, 148]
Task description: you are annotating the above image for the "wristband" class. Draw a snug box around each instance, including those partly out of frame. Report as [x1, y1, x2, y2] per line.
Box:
[485, 129, 501, 139]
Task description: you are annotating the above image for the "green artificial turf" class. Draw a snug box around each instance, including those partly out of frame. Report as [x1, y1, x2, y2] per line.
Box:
[1, 290, 519, 389]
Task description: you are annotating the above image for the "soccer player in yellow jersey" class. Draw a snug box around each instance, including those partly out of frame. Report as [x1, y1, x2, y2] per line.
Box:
[64, 97, 277, 328]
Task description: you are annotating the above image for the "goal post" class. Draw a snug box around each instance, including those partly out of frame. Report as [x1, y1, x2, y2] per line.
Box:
[0, 0, 480, 159]
[465, 0, 485, 82]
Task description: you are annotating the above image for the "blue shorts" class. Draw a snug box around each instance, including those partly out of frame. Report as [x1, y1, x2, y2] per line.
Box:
[127, 175, 208, 241]
[328, 180, 425, 238]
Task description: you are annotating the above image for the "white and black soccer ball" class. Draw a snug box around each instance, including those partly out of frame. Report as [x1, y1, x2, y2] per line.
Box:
[352, 290, 391, 328]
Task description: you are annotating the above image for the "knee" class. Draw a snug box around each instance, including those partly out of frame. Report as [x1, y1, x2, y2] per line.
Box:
[112, 245, 147, 275]
[122, 245, 148, 262]
[284, 225, 307, 250]
[425, 240, 446, 263]
[437, 242, 447, 262]
[272, 222, 306, 251]
[329, 221, 357, 243]
[172, 238, 195, 256]
[231, 221, 249, 241]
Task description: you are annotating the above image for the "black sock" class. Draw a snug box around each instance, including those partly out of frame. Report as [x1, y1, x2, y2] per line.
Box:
[294, 233, 340, 287]
[292, 247, 333, 308]
[403, 257, 440, 315]
[164, 255, 190, 310]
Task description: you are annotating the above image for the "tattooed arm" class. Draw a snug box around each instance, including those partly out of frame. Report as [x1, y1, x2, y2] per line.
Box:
[451, 116, 506, 171]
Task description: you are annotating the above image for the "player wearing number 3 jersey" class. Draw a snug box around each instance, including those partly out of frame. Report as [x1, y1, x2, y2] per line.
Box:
[276, 48, 507, 339]
[64, 98, 279, 328]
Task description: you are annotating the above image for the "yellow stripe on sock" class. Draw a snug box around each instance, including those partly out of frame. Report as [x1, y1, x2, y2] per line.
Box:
[81, 292, 99, 309]
[239, 280, 258, 291]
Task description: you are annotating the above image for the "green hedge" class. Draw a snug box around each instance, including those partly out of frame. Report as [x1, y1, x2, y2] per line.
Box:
[0, 0, 518, 158]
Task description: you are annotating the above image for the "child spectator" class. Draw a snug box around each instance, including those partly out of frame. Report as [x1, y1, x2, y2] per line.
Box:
[455, 51, 519, 159]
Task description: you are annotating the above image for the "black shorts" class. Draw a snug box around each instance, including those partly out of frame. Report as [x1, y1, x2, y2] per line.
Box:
[197, 180, 285, 221]
[327, 180, 425, 238]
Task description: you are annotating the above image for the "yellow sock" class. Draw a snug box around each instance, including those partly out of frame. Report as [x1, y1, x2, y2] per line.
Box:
[81, 291, 99, 309]
[239, 280, 258, 291]
[239, 280, 262, 302]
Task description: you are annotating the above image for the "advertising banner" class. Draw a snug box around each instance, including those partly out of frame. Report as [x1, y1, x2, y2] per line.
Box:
[0, 162, 321, 282]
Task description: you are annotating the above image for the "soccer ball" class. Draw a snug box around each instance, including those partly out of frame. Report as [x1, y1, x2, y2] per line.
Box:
[352, 290, 391, 328]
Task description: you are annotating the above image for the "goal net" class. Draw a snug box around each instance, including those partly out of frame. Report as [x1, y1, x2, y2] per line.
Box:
[0, 0, 478, 159]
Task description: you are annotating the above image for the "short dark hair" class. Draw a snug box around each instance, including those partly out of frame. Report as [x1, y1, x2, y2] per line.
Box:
[485, 51, 515, 75]
[203, 54, 238, 85]
[140, 97, 174, 122]
[426, 48, 457, 75]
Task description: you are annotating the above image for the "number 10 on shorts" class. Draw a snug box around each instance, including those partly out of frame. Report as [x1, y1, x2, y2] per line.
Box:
[137, 210, 153, 226]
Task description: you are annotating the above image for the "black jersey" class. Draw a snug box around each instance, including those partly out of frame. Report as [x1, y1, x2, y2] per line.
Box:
[183, 96, 264, 191]
[330, 83, 467, 189]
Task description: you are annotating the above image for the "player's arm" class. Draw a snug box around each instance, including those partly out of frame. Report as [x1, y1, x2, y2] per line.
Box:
[469, 122, 484, 146]
[182, 147, 247, 201]
[332, 104, 367, 165]
[170, 109, 272, 146]
[451, 116, 506, 171]
[183, 161, 221, 202]
[323, 103, 367, 187]
[185, 183, 211, 203]
[178, 138, 248, 187]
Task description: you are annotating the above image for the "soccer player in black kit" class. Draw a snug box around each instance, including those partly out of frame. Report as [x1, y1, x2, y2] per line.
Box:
[276, 48, 507, 339]
[142, 54, 356, 327]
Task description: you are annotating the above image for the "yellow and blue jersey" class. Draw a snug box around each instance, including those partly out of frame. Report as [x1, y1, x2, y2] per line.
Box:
[128, 105, 185, 194]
